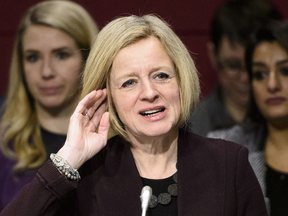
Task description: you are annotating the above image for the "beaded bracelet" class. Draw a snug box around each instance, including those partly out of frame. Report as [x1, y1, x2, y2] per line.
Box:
[50, 153, 81, 181]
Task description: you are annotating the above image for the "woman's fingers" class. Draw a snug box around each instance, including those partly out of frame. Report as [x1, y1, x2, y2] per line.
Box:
[74, 90, 97, 116]
[90, 101, 107, 126]
[98, 112, 110, 139]
[74, 89, 107, 119]
[57, 89, 110, 169]
[88, 89, 107, 118]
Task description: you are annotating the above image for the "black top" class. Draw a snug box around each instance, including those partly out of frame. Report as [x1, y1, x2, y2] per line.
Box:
[142, 173, 178, 216]
[40, 127, 66, 158]
[266, 164, 288, 216]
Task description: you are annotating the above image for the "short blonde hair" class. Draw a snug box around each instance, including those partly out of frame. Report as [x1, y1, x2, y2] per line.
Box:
[1, 0, 99, 171]
[82, 15, 200, 140]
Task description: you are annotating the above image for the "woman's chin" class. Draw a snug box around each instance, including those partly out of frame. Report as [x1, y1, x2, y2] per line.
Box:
[132, 125, 177, 139]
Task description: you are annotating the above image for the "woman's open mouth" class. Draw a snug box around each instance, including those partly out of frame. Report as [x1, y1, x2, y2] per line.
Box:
[140, 108, 165, 116]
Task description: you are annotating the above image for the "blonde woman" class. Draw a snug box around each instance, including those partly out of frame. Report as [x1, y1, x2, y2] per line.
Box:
[1, 15, 267, 216]
[0, 0, 98, 210]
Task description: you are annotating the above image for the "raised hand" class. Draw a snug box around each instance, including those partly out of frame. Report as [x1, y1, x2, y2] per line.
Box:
[57, 89, 110, 169]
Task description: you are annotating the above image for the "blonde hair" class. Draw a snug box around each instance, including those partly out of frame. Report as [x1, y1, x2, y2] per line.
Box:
[0, 0, 99, 172]
[82, 15, 200, 141]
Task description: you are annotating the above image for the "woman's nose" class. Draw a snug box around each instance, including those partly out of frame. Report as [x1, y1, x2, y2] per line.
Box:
[139, 80, 159, 102]
[267, 73, 281, 92]
[41, 57, 55, 78]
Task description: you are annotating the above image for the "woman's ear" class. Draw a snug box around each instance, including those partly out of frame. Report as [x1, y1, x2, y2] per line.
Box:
[207, 41, 218, 71]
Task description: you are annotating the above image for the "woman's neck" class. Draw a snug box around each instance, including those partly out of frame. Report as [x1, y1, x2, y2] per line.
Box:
[130, 129, 178, 179]
[265, 122, 288, 173]
[35, 99, 79, 134]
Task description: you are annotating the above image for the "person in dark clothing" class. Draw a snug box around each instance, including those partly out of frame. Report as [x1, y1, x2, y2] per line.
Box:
[186, 0, 282, 137]
[208, 19, 288, 216]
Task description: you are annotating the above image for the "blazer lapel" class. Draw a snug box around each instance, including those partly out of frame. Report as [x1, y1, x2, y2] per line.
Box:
[177, 130, 225, 215]
[94, 138, 144, 216]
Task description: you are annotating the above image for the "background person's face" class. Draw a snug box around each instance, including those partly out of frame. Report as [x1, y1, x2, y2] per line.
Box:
[110, 37, 181, 139]
[252, 41, 288, 124]
[216, 36, 250, 108]
[23, 25, 83, 112]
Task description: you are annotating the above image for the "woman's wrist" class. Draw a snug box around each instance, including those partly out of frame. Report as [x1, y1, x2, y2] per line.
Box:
[50, 153, 81, 181]
[56, 146, 85, 170]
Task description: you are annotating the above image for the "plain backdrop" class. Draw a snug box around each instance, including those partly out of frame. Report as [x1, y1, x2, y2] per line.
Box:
[0, 0, 287, 98]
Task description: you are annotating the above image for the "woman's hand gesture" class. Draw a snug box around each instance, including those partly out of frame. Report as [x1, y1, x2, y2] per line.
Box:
[57, 89, 110, 169]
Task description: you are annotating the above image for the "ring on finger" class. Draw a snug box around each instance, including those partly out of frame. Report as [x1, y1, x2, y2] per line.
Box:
[85, 113, 91, 120]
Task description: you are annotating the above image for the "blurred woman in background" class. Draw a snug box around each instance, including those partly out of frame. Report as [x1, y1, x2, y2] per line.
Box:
[0, 0, 98, 211]
[208, 19, 288, 216]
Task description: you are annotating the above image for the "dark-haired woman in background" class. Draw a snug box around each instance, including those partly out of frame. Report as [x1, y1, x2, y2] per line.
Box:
[208, 19, 288, 216]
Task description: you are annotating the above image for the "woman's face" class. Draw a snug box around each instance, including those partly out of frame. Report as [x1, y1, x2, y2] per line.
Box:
[110, 37, 181, 139]
[252, 41, 288, 123]
[22, 25, 83, 111]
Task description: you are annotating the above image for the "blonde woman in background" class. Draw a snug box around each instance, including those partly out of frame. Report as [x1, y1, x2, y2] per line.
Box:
[0, 0, 98, 211]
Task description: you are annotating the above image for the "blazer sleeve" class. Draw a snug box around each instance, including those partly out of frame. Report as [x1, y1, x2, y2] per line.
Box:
[235, 146, 268, 216]
[0, 160, 78, 216]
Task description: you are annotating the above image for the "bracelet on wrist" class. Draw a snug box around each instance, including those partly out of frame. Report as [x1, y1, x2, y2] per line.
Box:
[50, 153, 81, 181]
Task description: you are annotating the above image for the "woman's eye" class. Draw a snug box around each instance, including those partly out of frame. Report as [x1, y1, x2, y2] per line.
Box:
[227, 63, 243, 71]
[26, 54, 39, 63]
[252, 71, 267, 81]
[280, 67, 288, 76]
[121, 79, 135, 88]
[156, 73, 169, 80]
[57, 52, 69, 60]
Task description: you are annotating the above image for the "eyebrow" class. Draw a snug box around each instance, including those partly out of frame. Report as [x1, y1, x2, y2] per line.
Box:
[115, 66, 174, 80]
[23, 46, 74, 53]
[276, 59, 288, 66]
[252, 62, 266, 67]
[252, 59, 288, 67]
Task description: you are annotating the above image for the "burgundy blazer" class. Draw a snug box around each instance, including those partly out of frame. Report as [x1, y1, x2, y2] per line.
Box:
[1, 129, 268, 216]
